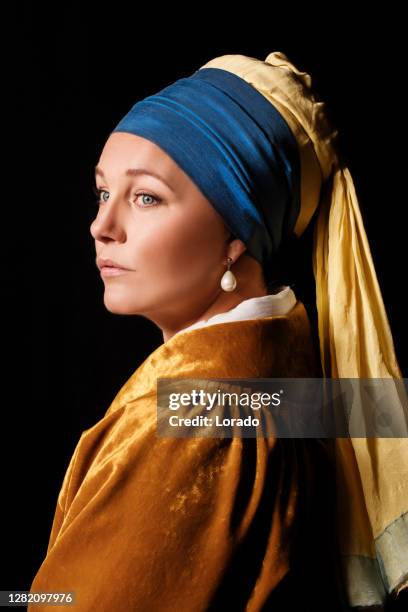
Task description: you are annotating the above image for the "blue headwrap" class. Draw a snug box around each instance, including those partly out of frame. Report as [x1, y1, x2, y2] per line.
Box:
[111, 67, 301, 284]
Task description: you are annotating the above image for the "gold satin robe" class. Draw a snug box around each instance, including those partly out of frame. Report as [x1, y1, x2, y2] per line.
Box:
[28, 301, 341, 611]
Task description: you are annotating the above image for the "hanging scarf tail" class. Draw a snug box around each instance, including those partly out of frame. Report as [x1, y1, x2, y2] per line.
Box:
[312, 163, 408, 608]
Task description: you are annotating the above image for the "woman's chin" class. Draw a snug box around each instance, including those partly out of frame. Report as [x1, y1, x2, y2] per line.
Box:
[103, 291, 140, 315]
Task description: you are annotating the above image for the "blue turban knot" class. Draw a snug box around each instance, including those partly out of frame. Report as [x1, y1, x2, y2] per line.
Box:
[111, 67, 301, 285]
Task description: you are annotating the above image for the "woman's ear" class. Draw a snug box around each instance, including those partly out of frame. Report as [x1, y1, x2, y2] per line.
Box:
[227, 237, 247, 262]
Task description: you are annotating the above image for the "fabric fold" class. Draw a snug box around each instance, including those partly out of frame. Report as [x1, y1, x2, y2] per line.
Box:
[28, 303, 341, 611]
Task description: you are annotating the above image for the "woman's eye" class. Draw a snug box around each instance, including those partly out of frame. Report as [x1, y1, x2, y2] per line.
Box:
[92, 186, 109, 205]
[135, 193, 161, 207]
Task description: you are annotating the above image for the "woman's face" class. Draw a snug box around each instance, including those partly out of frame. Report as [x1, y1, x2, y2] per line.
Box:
[90, 132, 239, 329]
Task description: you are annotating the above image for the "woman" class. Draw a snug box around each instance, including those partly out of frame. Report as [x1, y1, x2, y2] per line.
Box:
[28, 51, 408, 611]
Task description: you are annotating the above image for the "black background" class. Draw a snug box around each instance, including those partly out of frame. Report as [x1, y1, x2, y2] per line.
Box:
[4, 3, 407, 610]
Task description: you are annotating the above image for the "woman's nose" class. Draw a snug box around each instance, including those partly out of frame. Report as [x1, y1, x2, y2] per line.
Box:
[90, 199, 126, 243]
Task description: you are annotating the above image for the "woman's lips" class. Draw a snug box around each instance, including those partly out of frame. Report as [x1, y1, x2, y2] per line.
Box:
[100, 266, 130, 277]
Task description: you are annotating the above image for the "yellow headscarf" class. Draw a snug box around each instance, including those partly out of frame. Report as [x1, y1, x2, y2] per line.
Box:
[199, 50, 408, 608]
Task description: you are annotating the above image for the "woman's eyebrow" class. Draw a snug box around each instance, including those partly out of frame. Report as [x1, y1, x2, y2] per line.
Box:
[95, 166, 175, 193]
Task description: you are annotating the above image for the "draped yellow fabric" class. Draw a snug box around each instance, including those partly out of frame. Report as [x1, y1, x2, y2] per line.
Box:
[28, 302, 340, 611]
[199, 51, 408, 607]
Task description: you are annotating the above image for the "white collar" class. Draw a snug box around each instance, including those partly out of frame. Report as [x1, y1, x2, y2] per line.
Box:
[174, 285, 297, 338]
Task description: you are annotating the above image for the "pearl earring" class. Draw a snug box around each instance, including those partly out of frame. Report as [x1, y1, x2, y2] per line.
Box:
[220, 256, 237, 292]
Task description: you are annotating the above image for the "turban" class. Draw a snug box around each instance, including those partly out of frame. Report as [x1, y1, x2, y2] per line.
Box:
[110, 51, 408, 608]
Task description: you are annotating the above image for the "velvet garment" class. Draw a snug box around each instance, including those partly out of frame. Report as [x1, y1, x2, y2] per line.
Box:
[28, 301, 341, 611]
